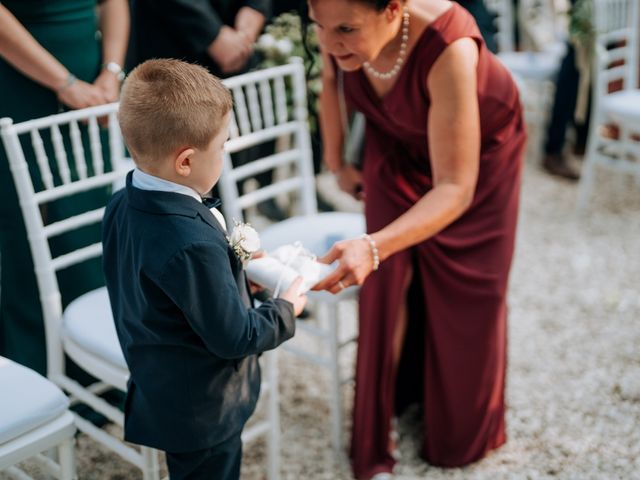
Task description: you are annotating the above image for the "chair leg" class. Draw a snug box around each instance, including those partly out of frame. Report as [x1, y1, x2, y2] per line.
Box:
[44, 447, 57, 480]
[325, 302, 343, 456]
[266, 351, 281, 480]
[58, 437, 76, 480]
[578, 140, 599, 211]
[141, 447, 160, 480]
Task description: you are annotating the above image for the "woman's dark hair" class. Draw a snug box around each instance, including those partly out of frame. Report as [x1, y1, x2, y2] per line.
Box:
[298, 1, 317, 75]
[301, 0, 392, 11]
[363, 0, 393, 9]
[299, 0, 391, 26]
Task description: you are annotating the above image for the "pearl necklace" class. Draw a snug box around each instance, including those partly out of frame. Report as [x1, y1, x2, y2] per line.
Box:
[363, 6, 410, 80]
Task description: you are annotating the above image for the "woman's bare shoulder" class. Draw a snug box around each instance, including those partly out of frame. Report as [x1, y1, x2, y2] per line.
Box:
[411, 0, 454, 27]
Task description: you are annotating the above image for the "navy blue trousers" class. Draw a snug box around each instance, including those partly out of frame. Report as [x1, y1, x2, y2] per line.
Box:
[165, 434, 242, 480]
[544, 43, 591, 155]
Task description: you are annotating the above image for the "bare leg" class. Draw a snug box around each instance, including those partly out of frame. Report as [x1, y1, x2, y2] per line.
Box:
[388, 268, 413, 454]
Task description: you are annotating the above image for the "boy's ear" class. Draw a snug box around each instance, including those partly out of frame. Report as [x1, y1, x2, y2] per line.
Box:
[174, 147, 195, 177]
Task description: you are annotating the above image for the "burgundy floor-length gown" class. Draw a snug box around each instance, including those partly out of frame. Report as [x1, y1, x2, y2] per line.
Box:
[342, 4, 527, 479]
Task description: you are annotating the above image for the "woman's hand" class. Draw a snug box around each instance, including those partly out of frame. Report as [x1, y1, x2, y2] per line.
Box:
[334, 164, 364, 200]
[56, 79, 109, 109]
[93, 69, 121, 103]
[312, 237, 374, 294]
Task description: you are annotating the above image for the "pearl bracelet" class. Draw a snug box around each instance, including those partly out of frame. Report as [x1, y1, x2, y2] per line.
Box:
[361, 233, 380, 271]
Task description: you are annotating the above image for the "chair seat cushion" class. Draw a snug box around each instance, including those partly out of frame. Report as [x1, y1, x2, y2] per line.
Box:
[63, 287, 127, 369]
[0, 357, 69, 444]
[601, 90, 640, 124]
[498, 51, 561, 81]
[259, 212, 366, 257]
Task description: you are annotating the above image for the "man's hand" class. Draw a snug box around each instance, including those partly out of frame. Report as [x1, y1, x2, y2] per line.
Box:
[207, 26, 252, 74]
[235, 6, 265, 44]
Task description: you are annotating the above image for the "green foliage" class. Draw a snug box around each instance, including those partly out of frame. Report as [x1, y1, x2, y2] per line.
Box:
[256, 13, 323, 133]
[569, 0, 595, 58]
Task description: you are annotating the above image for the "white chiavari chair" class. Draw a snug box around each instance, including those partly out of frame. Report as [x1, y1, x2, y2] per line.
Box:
[219, 59, 365, 455]
[578, 0, 640, 208]
[0, 356, 76, 480]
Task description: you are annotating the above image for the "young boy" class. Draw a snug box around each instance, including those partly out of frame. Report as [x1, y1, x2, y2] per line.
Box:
[102, 59, 306, 480]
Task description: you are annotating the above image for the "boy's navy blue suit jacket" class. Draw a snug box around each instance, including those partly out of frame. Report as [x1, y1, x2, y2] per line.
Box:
[102, 172, 296, 453]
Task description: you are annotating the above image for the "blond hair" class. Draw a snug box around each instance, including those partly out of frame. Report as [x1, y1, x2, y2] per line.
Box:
[118, 59, 233, 165]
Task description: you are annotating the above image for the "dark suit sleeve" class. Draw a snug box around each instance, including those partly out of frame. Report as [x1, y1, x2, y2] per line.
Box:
[241, 0, 271, 18]
[158, 240, 296, 360]
[150, 0, 225, 57]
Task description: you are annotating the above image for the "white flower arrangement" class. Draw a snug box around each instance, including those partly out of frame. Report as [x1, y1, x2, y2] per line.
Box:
[257, 33, 294, 57]
[228, 221, 261, 266]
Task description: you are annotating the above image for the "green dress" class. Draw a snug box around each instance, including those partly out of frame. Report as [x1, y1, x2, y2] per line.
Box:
[0, 0, 109, 374]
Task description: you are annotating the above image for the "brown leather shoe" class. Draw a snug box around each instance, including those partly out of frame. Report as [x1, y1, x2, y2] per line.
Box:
[542, 154, 581, 181]
[572, 141, 586, 157]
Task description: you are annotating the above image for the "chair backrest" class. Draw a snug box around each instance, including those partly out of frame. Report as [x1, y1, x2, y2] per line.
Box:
[0, 103, 130, 377]
[218, 59, 316, 223]
[487, 0, 566, 53]
[485, 0, 516, 52]
[592, 0, 639, 102]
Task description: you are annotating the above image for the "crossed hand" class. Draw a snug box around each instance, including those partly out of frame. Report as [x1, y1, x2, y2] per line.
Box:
[208, 26, 254, 75]
[56, 68, 120, 110]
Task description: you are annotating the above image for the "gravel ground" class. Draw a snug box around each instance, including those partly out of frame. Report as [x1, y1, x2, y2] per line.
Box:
[7, 154, 639, 480]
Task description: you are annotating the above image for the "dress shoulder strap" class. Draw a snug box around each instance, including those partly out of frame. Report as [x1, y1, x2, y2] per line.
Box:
[412, 3, 485, 74]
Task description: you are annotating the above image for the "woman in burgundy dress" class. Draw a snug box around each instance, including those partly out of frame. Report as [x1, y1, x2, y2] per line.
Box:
[310, 0, 526, 478]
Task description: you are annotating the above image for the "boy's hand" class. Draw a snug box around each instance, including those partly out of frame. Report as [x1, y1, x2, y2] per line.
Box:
[248, 281, 264, 295]
[247, 250, 266, 294]
[279, 277, 307, 317]
[251, 250, 266, 260]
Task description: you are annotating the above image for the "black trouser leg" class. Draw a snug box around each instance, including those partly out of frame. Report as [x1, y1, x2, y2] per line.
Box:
[165, 434, 242, 480]
[545, 43, 581, 155]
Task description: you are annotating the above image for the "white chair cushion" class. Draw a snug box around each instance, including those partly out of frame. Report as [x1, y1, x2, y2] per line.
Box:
[259, 212, 366, 257]
[601, 89, 640, 124]
[0, 357, 69, 444]
[498, 51, 561, 81]
[63, 287, 127, 369]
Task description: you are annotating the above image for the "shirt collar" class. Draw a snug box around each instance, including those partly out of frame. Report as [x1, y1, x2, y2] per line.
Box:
[131, 168, 202, 203]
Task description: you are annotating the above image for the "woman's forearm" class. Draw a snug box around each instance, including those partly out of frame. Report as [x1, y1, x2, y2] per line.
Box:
[319, 69, 345, 172]
[0, 4, 69, 91]
[371, 38, 481, 262]
[372, 183, 474, 262]
[98, 0, 129, 67]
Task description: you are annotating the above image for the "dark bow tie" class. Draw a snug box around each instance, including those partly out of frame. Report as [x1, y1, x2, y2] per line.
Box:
[201, 196, 222, 209]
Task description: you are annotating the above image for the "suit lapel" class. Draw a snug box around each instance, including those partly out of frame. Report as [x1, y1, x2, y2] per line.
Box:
[124, 172, 252, 304]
